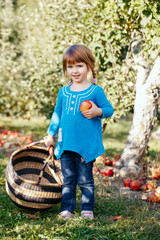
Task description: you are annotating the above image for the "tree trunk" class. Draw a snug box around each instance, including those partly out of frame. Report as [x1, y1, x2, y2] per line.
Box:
[115, 56, 160, 178]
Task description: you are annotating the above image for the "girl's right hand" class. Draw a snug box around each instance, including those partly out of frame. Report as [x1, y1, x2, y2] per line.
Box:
[45, 135, 55, 150]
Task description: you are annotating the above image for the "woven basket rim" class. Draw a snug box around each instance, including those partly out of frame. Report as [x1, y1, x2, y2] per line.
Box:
[10, 146, 62, 187]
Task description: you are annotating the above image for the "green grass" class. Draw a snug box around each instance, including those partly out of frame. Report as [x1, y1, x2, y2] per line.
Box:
[0, 116, 160, 240]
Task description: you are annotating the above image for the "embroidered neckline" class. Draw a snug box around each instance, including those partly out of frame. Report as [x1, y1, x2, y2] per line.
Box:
[67, 84, 93, 94]
[63, 85, 97, 115]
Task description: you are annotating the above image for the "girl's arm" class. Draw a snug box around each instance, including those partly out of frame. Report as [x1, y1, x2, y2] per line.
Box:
[82, 87, 114, 119]
[45, 134, 55, 150]
[46, 88, 62, 147]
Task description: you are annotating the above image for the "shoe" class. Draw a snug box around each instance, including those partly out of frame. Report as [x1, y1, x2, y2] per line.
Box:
[81, 211, 94, 220]
[58, 210, 73, 220]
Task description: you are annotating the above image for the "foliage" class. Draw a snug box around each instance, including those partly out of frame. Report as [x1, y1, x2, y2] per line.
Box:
[0, 0, 160, 119]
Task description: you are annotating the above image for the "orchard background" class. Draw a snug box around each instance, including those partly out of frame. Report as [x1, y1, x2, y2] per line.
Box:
[0, 0, 160, 176]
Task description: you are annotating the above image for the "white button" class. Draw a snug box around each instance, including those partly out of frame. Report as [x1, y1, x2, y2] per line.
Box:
[70, 107, 73, 110]
[73, 95, 76, 98]
[71, 101, 74, 104]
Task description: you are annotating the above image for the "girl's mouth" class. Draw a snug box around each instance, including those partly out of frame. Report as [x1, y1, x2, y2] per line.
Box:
[72, 75, 80, 79]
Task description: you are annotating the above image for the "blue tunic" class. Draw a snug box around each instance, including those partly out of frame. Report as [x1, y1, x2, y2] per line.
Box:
[47, 84, 114, 163]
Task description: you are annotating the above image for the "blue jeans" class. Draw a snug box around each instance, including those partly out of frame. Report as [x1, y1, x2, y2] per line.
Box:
[60, 151, 95, 213]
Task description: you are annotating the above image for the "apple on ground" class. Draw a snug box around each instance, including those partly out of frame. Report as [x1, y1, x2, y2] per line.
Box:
[148, 192, 160, 203]
[104, 158, 112, 166]
[155, 186, 160, 198]
[0, 140, 5, 147]
[152, 168, 160, 179]
[139, 176, 146, 181]
[80, 100, 92, 112]
[123, 178, 132, 187]
[114, 153, 121, 160]
[112, 159, 119, 167]
[146, 180, 157, 190]
[102, 168, 114, 177]
[130, 180, 141, 191]
[141, 184, 147, 191]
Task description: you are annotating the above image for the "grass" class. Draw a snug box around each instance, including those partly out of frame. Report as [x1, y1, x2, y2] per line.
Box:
[0, 115, 160, 240]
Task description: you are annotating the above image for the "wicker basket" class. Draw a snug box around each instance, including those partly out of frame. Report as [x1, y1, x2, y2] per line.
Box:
[5, 141, 62, 211]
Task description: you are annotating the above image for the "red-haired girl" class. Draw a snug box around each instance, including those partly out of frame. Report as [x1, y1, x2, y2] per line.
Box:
[46, 44, 114, 220]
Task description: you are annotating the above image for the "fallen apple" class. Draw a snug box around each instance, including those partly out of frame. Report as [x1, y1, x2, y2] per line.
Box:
[130, 180, 141, 191]
[104, 158, 112, 166]
[155, 186, 160, 198]
[114, 154, 121, 160]
[146, 180, 157, 190]
[80, 100, 92, 112]
[112, 159, 118, 167]
[152, 168, 160, 179]
[148, 192, 160, 203]
[141, 184, 147, 191]
[102, 168, 114, 177]
[123, 178, 132, 187]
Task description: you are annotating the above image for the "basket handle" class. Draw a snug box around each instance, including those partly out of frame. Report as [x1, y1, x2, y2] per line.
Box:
[26, 138, 47, 148]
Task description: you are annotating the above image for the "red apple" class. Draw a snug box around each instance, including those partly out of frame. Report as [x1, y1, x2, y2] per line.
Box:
[123, 178, 132, 187]
[112, 159, 118, 167]
[104, 158, 112, 166]
[20, 136, 26, 142]
[152, 168, 160, 179]
[146, 180, 157, 190]
[148, 192, 160, 203]
[102, 168, 114, 177]
[0, 140, 5, 147]
[3, 130, 8, 135]
[114, 153, 121, 160]
[155, 186, 160, 198]
[80, 100, 92, 112]
[130, 180, 141, 191]
[141, 184, 147, 191]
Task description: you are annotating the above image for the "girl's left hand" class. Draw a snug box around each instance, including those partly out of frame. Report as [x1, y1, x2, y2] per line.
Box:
[82, 101, 102, 119]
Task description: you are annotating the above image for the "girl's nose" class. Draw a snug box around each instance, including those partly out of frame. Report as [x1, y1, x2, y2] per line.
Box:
[72, 67, 78, 72]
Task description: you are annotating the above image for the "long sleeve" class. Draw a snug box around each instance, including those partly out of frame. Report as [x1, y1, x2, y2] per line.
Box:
[95, 87, 114, 118]
[47, 88, 62, 136]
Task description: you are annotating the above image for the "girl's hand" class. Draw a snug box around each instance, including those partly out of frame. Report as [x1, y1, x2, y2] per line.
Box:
[82, 101, 102, 119]
[45, 135, 55, 150]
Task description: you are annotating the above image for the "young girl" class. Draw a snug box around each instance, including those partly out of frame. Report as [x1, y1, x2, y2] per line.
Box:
[45, 44, 114, 220]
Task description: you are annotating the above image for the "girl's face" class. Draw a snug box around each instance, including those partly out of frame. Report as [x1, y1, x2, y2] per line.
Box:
[66, 62, 89, 84]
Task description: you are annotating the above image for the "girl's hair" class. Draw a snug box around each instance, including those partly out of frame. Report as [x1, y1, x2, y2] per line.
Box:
[63, 44, 96, 83]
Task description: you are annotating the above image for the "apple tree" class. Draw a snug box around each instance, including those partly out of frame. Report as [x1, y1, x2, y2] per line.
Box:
[42, 0, 160, 177]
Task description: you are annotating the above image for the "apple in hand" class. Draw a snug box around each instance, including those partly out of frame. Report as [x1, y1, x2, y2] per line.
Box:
[80, 100, 92, 112]
[130, 180, 141, 191]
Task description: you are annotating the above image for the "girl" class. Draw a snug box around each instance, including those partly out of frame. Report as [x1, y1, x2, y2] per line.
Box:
[45, 44, 114, 220]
